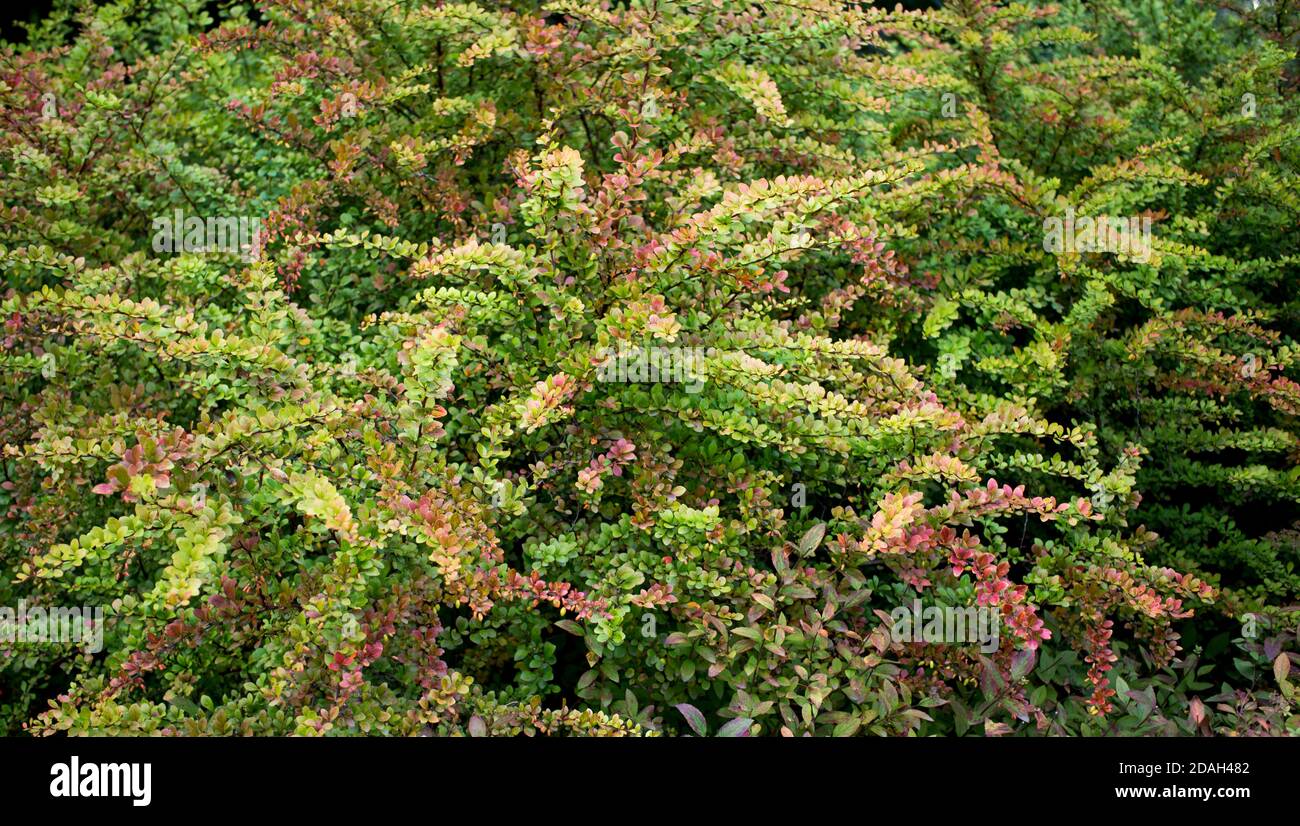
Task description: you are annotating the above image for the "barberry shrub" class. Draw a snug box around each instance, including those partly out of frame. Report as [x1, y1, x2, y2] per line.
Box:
[0, 0, 1296, 736]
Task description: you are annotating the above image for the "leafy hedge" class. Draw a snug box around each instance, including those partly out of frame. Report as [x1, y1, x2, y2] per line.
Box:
[0, 0, 1297, 736]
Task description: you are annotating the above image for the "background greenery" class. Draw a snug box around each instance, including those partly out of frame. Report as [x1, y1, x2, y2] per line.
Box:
[0, 0, 1296, 736]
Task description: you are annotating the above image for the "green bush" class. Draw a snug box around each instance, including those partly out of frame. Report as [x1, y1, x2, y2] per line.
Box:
[0, 0, 1297, 736]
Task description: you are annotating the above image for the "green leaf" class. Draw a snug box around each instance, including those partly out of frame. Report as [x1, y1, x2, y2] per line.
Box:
[716, 718, 753, 737]
[674, 704, 707, 736]
[554, 619, 585, 636]
[832, 717, 861, 737]
[797, 523, 826, 556]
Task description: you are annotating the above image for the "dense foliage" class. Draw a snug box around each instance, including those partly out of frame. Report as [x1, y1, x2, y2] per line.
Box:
[1, 0, 1297, 736]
